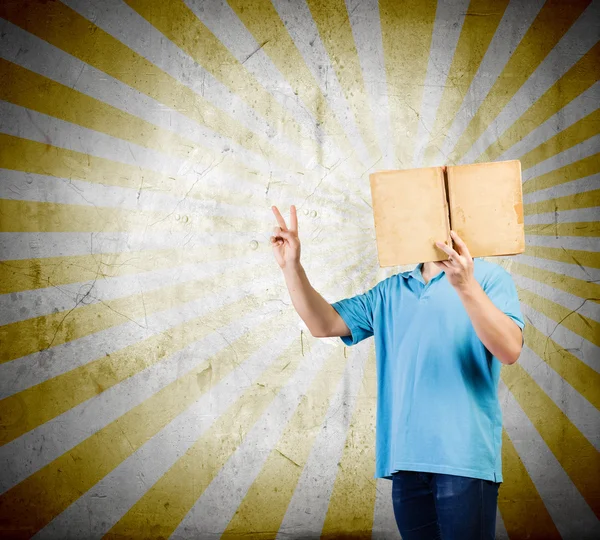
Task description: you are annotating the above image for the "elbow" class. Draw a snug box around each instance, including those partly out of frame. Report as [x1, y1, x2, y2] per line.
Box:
[503, 343, 523, 365]
[308, 326, 328, 338]
[502, 324, 524, 365]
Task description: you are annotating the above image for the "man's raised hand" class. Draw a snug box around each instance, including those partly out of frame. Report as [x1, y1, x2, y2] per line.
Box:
[270, 205, 301, 270]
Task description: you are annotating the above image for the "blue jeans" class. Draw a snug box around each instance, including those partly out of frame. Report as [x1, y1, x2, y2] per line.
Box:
[391, 470, 500, 540]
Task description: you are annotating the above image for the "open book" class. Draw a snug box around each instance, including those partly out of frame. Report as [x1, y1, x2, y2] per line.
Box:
[369, 160, 525, 267]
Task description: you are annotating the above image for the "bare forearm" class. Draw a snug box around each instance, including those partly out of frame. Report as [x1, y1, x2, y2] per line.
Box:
[282, 263, 335, 336]
[457, 280, 523, 365]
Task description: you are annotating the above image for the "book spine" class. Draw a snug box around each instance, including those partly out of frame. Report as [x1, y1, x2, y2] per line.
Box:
[442, 166, 453, 252]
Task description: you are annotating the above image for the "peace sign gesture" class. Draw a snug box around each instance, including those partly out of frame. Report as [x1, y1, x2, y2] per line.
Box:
[434, 230, 475, 292]
[270, 205, 301, 269]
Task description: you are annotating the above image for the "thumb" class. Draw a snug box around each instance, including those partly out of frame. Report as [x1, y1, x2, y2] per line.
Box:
[276, 228, 297, 242]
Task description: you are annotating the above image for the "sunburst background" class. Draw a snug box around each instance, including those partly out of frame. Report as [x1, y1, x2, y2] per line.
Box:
[0, 0, 598, 538]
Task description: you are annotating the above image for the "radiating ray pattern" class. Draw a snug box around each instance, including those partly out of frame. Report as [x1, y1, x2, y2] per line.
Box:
[0, 0, 598, 538]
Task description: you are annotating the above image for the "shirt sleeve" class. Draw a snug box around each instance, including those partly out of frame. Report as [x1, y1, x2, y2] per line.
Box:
[330, 285, 377, 347]
[483, 267, 525, 345]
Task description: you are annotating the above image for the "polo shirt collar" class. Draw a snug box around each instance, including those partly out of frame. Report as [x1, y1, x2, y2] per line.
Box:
[406, 258, 481, 284]
[407, 262, 445, 285]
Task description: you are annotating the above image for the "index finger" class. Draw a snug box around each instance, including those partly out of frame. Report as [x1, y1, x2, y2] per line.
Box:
[271, 205, 288, 231]
[435, 240, 459, 260]
[450, 230, 472, 259]
[289, 205, 298, 233]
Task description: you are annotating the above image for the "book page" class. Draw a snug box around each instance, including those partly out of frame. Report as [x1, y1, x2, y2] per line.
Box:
[369, 167, 451, 266]
[446, 160, 525, 258]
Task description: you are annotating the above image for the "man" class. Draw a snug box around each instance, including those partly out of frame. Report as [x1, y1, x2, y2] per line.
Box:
[270, 203, 525, 540]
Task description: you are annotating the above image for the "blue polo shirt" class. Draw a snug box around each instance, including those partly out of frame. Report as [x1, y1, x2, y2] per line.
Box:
[331, 258, 525, 482]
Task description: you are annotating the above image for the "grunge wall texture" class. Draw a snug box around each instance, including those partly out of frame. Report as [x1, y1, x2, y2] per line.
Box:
[0, 0, 598, 538]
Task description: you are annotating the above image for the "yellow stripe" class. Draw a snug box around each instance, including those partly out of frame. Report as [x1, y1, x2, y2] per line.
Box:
[520, 109, 600, 171]
[321, 347, 377, 537]
[448, 0, 592, 163]
[525, 193, 599, 219]
[498, 429, 562, 539]
[0, 133, 273, 204]
[123, 0, 331, 172]
[305, 0, 381, 163]
[379, 0, 437, 167]
[0, 59, 208, 164]
[0, 0, 306, 173]
[476, 42, 600, 164]
[0, 199, 261, 233]
[523, 154, 600, 195]
[0, 243, 365, 363]
[220, 350, 349, 537]
[0, 290, 269, 445]
[510, 259, 600, 305]
[104, 335, 303, 540]
[525, 221, 600, 238]
[524, 324, 600, 411]
[0, 250, 373, 442]
[0, 260, 268, 365]
[0, 132, 366, 225]
[0, 235, 369, 295]
[0, 134, 177, 193]
[64, 262, 374, 539]
[0, 246, 243, 295]
[0, 61, 322, 211]
[501, 363, 600, 519]
[0, 133, 365, 223]
[228, 0, 367, 173]
[422, 0, 509, 166]
[0, 305, 297, 538]
[517, 285, 600, 347]
[520, 244, 600, 270]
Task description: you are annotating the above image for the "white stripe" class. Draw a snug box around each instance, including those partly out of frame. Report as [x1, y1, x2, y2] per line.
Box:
[0, 99, 271, 203]
[522, 134, 600, 182]
[0, 243, 368, 392]
[0, 251, 266, 327]
[519, 346, 600, 451]
[57, 0, 321, 173]
[277, 343, 370, 536]
[0, 169, 232, 217]
[33, 327, 298, 540]
[495, 510, 509, 540]
[0, 238, 365, 326]
[172, 268, 378, 538]
[33, 260, 377, 538]
[513, 273, 600, 324]
[431, 0, 545, 164]
[0, 101, 364, 224]
[500, 380, 600, 539]
[497, 82, 600, 163]
[0, 23, 353, 211]
[0, 273, 277, 494]
[0, 16, 299, 178]
[523, 173, 600, 205]
[183, 0, 346, 175]
[509, 253, 600, 283]
[59, 0, 370, 208]
[0, 231, 253, 260]
[413, 0, 470, 168]
[345, 0, 395, 170]
[372, 478, 401, 539]
[461, 1, 600, 164]
[268, 0, 374, 170]
[520, 304, 600, 373]
[524, 208, 600, 224]
[525, 234, 600, 252]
